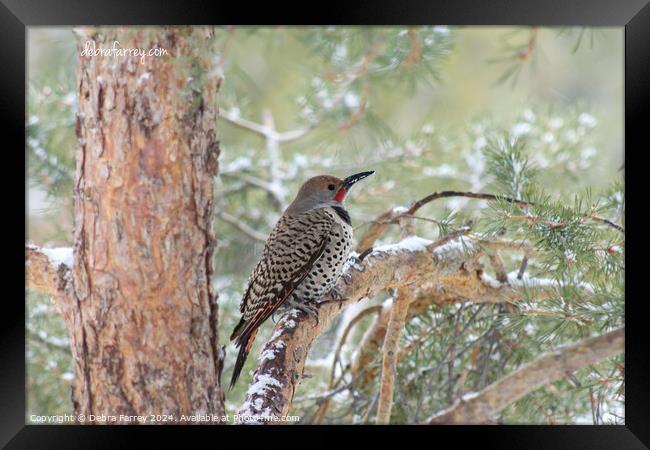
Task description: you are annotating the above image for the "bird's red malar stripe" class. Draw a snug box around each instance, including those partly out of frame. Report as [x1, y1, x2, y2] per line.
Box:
[334, 188, 347, 202]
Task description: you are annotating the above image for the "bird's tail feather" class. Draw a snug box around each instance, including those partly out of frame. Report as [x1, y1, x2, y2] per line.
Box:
[229, 343, 249, 390]
[229, 328, 258, 390]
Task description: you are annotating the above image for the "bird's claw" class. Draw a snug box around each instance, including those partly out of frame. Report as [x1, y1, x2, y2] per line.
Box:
[342, 272, 353, 285]
[303, 304, 320, 325]
[328, 285, 345, 301]
[289, 301, 320, 325]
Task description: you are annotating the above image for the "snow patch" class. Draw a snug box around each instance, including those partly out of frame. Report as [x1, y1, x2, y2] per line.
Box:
[269, 317, 298, 341]
[246, 374, 282, 398]
[343, 91, 360, 109]
[432, 236, 473, 259]
[259, 347, 277, 362]
[238, 374, 284, 420]
[267, 179, 287, 202]
[259, 338, 288, 363]
[30, 245, 73, 268]
[479, 270, 595, 294]
[461, 391, 479, 401]
[223, 156, 252, 172]
[510, 122, 532, 137]
[578, 113, 598, 128]
[522, 109, 536, 123]
[372, 236, 434, 255]
[479, 272, 503, 289]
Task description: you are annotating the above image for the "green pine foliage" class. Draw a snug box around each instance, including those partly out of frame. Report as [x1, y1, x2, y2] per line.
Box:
[27, 26, 623, 424]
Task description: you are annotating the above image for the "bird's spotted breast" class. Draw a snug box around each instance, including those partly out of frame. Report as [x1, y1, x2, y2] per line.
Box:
[292, 209, 353, 302]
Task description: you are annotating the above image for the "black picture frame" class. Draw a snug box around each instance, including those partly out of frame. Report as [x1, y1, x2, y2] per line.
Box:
[5, 0, 648, 447]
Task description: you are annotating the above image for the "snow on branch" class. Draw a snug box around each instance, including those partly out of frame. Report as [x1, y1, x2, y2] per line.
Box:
[236, 230, 530, 422]
[427, 327, 624, 424]
[25, 244, 73, 296]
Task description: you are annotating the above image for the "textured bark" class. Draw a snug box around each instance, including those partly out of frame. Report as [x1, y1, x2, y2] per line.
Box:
[67, 27, 224, 421]
[427, 327, 624, 424]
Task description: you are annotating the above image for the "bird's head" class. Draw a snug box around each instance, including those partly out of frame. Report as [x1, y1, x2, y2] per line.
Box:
[286, 171, 374, 214]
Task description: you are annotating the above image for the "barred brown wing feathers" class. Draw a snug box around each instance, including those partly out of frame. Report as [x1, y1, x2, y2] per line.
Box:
[234, 209, 334, 338]
[232, 230, 329, 343]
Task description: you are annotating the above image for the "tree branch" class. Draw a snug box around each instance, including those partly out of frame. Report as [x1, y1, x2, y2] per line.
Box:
[218, 108, 310, 143]
[236, 215, 605, 423]
[357, 190, 623, 253]
[27, 329, 71, 354]
[25, 244, 73, 296]
[236, 231, 512, 423]
[217, 211, 268, 243]
[220, 172, 286, 209]
[357, 191, 528, 253]
[376, 288, 414, 424]
[426, 327, 624, 424]
[311, 304, 382, 424]
[348, 264, 587, 390]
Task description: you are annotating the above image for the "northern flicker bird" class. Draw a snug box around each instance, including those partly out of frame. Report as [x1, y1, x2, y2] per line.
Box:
[229, 171, 374, 388]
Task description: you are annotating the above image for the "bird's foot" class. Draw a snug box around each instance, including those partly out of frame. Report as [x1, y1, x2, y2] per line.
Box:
[328, 285, 346, 301]
[342, 272, 353, 285]
[288, 301, 320, 325]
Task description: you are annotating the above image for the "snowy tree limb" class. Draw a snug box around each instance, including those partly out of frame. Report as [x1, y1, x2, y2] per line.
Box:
[426, 327, 624, 424]
[25, 244, 73, 297]
[236, 207, 607, 423]
[236, 230, 512, 423]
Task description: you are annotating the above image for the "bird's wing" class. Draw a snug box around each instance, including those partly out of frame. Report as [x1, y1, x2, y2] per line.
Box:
[233, 210, 334, 341]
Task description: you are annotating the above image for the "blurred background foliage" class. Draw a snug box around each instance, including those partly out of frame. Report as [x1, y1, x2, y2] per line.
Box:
[27, 26, 623, 424]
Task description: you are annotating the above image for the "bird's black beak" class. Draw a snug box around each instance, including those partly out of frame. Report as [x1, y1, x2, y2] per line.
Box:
[342, 171, 374, 190]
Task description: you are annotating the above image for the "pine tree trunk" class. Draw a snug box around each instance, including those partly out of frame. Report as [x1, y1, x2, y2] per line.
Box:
[68, 27, 224, 422]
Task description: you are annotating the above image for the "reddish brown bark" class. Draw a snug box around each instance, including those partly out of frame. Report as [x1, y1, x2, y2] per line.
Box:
[66, 27, 224, 421]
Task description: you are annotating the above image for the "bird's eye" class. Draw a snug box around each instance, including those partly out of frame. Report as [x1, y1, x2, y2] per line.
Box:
[328, 184, 335, 191]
